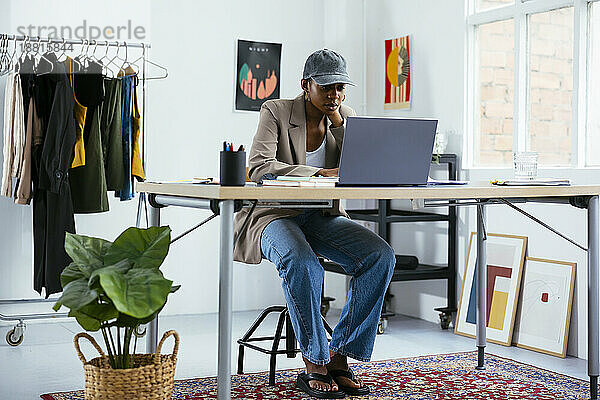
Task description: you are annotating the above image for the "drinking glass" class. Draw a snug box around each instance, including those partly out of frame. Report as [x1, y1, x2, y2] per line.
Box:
[513, 152, 538, 180]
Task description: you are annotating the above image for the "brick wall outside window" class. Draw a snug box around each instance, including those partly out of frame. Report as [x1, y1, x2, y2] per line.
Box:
[528, 7, 574, 166]
[476, 6, 574, 167]
[478, 19, 514, 166]
[588, 2, 600, 166]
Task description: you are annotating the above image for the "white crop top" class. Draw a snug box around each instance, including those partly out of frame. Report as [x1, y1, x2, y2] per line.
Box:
[306, 136, 326, 169]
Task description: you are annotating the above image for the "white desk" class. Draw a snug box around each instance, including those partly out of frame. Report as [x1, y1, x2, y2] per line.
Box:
[138, 181, 600, 400]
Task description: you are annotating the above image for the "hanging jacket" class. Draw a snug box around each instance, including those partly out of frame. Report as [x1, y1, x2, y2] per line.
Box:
[14, 98, 39, 205]
[101, 78, 124, 191]
[131, 75, 145, 181]
[33, 54, 76, 296]
[117, 73, 134, 200]
[64, 57, 87, 169]
[1, 72, 25, 197]
[68, 60, 109, 213]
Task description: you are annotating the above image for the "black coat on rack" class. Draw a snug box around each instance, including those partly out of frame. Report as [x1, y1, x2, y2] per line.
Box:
[31, 53, 76, 296]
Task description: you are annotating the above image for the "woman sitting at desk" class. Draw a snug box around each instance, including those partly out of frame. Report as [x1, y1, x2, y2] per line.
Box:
[233, 49, 395, 399]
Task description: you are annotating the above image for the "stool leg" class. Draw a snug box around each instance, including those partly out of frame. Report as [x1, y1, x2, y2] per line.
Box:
[285, 310, 297, 358]
[237, 344, 245, 374]
[269, 309, 287, 385]
[322, 314, 333, 336]
[237, 306, 284, 376]
[241, 306, 285, 342]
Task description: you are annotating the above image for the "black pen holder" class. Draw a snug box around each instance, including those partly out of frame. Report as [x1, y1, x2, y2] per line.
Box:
[220, 151, 246, 186]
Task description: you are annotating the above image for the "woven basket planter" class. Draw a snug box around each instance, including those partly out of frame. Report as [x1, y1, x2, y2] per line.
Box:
[73, 330, 179, 400]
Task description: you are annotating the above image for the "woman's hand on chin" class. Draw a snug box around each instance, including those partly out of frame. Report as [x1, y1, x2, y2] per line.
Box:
[326, 109, 344, 128]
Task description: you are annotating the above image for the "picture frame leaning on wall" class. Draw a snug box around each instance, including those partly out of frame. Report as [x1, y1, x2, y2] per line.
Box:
[512, 257, 576, 358]
[455, 232, 528, 346]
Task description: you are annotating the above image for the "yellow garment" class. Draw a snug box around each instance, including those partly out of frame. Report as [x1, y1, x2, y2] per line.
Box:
[127, 68, 145, 180]
[65, 58, 87, 168]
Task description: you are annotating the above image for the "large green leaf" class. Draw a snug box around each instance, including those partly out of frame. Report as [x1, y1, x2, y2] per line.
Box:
[98, 268, 173, 319]
[78, 302, 119, 323]
[68, 302, 119, 332]
[104, 226, 171, 270]
[115, 286, 180, 327]
[53, 280, 98, 312]
[115, 305, 163, 327]
[60, 262, 88, 288]
[69, 310, 101, 331]
[89, 259, 133, 289]
[65, 233, 112, 270]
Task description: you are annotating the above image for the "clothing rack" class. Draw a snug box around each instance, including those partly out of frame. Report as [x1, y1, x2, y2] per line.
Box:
[0, 34, 153, 346]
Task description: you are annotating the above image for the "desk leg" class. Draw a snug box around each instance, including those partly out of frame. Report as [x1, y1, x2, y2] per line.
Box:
[589, 196, 599, 399]
[217, 200, 234, 400]
[476, 204, 487, 370]
[146, 202, 160, 353]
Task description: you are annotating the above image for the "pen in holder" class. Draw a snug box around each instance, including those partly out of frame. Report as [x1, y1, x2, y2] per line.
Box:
[220, 150, 246, 186]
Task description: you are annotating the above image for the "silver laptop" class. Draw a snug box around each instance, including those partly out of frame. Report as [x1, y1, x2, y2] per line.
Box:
[338, 116, 438, 186]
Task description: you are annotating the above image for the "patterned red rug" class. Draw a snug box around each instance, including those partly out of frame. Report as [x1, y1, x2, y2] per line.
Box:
[41, 351, 593, 399]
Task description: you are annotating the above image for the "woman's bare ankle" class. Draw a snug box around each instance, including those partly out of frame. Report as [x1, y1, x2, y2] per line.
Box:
[327, 351, 349, 370]
[302, 357, 337, 391]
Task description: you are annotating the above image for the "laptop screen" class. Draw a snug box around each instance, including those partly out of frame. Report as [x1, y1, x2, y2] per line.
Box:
[338, 117, 438, 186]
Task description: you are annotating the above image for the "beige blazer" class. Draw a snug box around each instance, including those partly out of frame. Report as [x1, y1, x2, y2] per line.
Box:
[233, 93, 356, 264]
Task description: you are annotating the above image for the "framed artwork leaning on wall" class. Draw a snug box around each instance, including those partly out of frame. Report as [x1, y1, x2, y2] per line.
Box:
[512, 257, 576, 357]
[455, 232, 528, 346]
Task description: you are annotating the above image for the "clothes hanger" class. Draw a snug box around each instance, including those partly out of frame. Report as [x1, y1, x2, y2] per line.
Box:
[15, 35, 35, 74]
[117, 41, 139, 76]
[35, 36, 54, 76]
[73, 38, 89, 70]
[106, 41, 126, 75]
[17, 35, 29, 66]
[98, 40, 117, 78]
[0, 34, 10, 75]
[2, 36, 19, 76]
[127, 45, 168, 81]
[90, 40, 100, 63]
[55, 38, 68, 62]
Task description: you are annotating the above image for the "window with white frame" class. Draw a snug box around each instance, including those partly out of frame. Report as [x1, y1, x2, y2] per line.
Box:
[468, 0, 599, 168]
[588, 2, 600, 166]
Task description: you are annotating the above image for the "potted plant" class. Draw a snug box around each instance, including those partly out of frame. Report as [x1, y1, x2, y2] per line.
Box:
[53, 225, 180, 399]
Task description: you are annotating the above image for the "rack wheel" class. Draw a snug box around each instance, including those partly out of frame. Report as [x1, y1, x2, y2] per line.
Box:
[377, 318, 388, 335]
[320, 296, 335, 318]
[6, 328, 23, 346]
[133, 325, 147, 338]
[439, 312, 451, 330]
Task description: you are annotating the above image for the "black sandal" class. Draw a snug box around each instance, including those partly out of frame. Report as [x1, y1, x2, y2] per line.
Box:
[329, 368, 370, 396]
[296, 372, 346, 399]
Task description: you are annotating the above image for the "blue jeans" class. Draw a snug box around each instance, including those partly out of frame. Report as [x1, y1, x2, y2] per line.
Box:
[260, 210, 395, 365]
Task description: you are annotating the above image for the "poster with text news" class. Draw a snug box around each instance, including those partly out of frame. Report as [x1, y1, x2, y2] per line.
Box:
[235, 39, 281, 112]
[385, 36, 411, 110]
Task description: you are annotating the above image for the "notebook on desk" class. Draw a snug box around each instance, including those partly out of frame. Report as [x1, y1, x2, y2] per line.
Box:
[337, 116, 438, 186]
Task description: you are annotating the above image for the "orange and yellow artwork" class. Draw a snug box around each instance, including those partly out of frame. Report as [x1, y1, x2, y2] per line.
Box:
[235, 40, 281, 112]
[384, 36, 411, 110]
[239, 64, 277, 101]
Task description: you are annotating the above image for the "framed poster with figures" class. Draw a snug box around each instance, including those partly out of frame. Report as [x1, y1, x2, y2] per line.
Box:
[455, 232, 527, 346]
[235, 39, 281, 112]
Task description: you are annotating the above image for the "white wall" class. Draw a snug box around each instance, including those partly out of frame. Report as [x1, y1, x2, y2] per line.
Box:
[353, 0, 469, 328]
[0, 0, 327, 316]
[146, 0, 328, 316]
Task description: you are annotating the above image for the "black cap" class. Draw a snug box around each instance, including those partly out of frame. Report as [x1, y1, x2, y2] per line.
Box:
[302, 49, 355, 86]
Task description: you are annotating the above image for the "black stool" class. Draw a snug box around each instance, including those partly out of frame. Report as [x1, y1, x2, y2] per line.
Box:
[237, 305, 333, 385]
